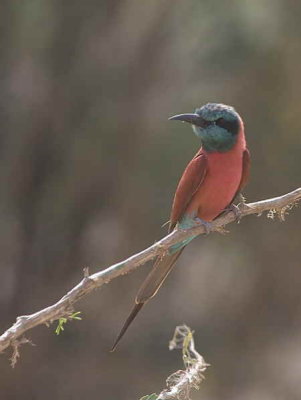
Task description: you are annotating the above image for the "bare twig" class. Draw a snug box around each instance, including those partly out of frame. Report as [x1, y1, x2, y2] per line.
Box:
[159, 325, 208, 399]
[141, 325, 208, 400]
[0, 187, 300, 361]
[10, 337, 34, 368]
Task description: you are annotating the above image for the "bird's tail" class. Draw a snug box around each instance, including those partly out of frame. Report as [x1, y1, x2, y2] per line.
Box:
[110, 248, 184, 351]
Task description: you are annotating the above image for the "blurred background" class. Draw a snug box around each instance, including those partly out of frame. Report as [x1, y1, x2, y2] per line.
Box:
[0, 1, 301, 399]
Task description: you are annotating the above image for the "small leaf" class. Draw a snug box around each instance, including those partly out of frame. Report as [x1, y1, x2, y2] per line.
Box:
[70, 312, 82, 320]
[139, 394, 158, 400]
[54, 312, 82, 335]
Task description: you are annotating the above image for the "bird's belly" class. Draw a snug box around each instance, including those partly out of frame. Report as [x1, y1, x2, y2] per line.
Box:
[186, 152, 243, 221]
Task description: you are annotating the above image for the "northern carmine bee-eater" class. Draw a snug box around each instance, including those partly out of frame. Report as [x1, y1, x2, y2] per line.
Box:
[111, 103, 250, 351]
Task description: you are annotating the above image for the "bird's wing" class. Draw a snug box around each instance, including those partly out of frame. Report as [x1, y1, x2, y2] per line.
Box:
[169, 149, 208, 231]
[228, 148, 250, 207]
[237, 148, 251, 193]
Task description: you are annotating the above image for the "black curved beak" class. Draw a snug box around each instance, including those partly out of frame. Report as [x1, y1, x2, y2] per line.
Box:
[168, 113, 202, 126]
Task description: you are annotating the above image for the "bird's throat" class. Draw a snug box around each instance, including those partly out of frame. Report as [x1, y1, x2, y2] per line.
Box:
[194, 125, 238, 153]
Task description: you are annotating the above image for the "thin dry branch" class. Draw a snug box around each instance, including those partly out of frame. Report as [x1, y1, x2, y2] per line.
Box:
[0, 187, 300, 360]
[141, 325, 208, 400]
[158, 325, 208, 399]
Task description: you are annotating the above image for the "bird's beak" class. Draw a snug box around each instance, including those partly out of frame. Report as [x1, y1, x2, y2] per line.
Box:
[168, 113, 202, 126]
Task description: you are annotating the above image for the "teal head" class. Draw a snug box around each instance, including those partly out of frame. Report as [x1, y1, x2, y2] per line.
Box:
[169, 103, 242, 153]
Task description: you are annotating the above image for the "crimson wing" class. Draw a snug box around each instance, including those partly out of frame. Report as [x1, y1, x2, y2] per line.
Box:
[169, 149, 208, 231]
[238, 148, 250, 192]
[229, 148, 250, 206]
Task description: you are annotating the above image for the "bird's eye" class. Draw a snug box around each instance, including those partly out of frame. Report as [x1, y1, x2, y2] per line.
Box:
[216, 117, 226, 127]
[215, 117, 239, 135]
[216, 117, 230, 130]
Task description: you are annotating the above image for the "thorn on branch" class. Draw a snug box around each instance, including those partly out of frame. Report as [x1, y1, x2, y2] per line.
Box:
[16, 315, 28, 324]
[83, 267, 90, 278]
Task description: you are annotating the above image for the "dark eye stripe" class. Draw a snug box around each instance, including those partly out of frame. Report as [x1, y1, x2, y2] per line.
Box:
[197, 117, 211, 128]
[215, 117, 239, 135]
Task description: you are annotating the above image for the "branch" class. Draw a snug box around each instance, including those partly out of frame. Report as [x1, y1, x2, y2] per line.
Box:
[141, 325, 208, 400]
[0, 187, 300, 361]
[159, 325, 208, 399]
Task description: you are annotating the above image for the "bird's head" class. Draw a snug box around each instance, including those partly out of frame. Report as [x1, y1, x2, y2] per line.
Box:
[169, 103, 242, 153]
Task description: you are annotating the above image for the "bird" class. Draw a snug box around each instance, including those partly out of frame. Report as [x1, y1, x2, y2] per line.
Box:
[111, 103, 250, 351]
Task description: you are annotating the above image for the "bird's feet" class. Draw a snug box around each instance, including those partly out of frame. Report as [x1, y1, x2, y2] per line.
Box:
[194, 217, 212, 235]
[227, 203, 242, 223]
[224, 193, 247, 223]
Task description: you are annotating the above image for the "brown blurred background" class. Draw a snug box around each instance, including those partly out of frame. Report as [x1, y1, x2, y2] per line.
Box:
[0, 1, 301, 399]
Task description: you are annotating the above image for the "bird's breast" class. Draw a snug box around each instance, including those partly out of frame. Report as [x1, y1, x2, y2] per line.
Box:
[186, 147, 244, 221]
